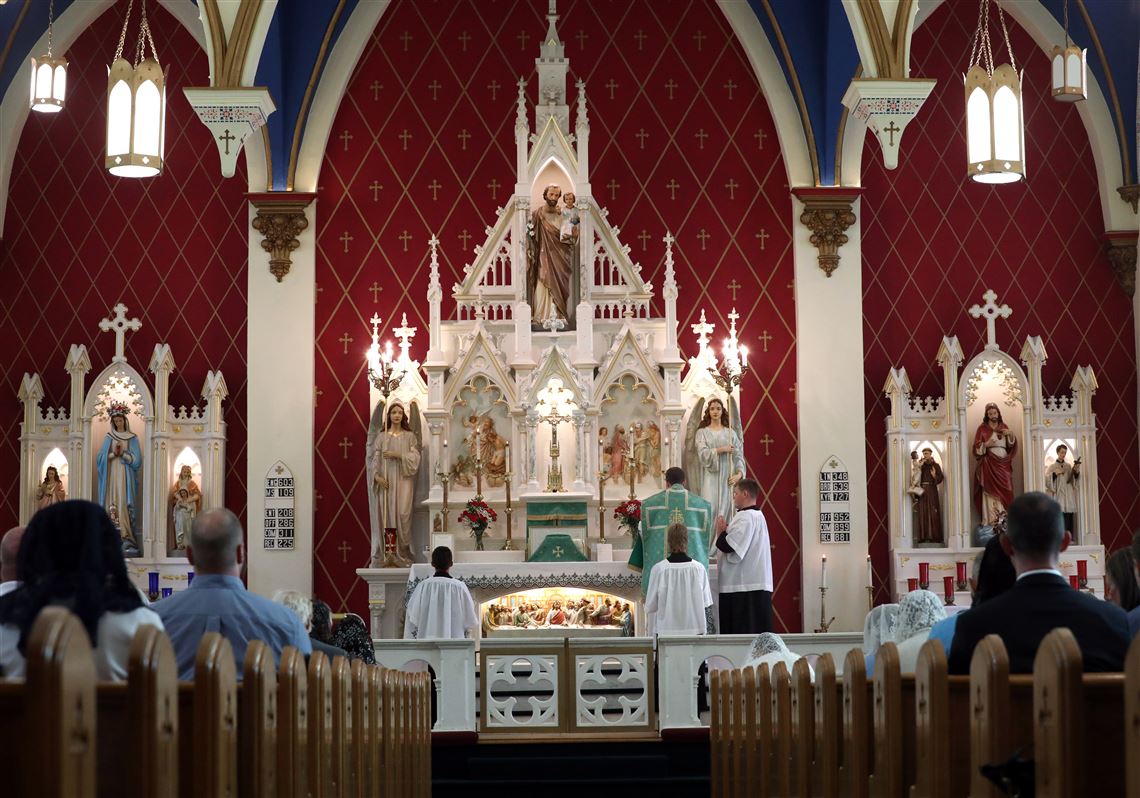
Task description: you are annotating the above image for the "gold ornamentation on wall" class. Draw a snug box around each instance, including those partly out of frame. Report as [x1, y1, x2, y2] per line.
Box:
[1104, 232, 1137, 297]
[792, 189, 859, 277]
[250, 195, 315, 282]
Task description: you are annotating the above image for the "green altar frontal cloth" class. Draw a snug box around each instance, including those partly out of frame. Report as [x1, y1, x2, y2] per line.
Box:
[529, 532, 588, 562]
[628, 485, 714, 594]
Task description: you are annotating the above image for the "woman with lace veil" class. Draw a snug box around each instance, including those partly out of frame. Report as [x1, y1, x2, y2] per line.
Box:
[744, 631, 812, 678]
[881, 590, 946, 673]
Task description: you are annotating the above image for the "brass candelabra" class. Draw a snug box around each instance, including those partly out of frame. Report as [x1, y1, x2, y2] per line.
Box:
[815, 586, 836, 633]
[436, 471, 450, 533]
[502, 467, 515, 550]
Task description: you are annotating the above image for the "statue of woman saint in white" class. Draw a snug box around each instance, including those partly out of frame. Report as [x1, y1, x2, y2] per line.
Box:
[97, 406, 142, 554]
[370, 403, 422, 566]
[694, 398, 745, 524]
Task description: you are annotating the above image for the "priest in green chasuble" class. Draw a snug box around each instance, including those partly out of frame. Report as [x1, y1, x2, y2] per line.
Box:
[629, 467, 714, 595]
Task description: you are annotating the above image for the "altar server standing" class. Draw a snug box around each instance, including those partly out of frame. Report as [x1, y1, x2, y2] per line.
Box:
[645, 522, 714, 635]
[713, 479, 774, 634]
[404, 547, 479, 639]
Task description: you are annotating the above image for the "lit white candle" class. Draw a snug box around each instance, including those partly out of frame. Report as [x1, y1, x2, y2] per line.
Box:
[821, 555, 827, 589]
[866, 555, 873, 588]
[505, 441, 511, 473]
[443, 439, 449, 471]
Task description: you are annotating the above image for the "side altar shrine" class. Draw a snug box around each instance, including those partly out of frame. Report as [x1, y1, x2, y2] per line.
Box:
[356, 7, 751, 639]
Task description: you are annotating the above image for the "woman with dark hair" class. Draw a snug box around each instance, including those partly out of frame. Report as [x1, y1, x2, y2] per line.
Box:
[330, 613, 376, 665]
[925, 532, 1016, 659]
[0, 500, 162, 679]
[1105, 548, 1140, 612]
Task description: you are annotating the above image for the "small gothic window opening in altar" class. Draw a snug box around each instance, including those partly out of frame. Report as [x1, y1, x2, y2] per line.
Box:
[535, 377, 578, 493]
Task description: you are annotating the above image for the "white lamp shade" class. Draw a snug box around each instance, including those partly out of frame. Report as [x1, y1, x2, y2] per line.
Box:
[964, 63, 1025, 184]
[29, 54, 67, 113]
[105, 57, 167, 177]
[1050, 44, 1087, 102]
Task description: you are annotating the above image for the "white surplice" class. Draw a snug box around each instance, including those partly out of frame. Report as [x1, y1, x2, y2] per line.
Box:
[644, 559, 713, 636]
[403, 576, 479, 640]
[718, 508, 773, 594]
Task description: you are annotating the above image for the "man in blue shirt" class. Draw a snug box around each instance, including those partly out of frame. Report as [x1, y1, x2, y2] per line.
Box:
[155, 508, 311, 680]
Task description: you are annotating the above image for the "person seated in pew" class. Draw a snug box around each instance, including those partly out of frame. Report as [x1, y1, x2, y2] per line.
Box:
[925, 533, 1017, 658]
[274, 589, 347, 662]
[155, 509, 311, 680]
[1105, 547, 1140, 613]
[947, 492, 1130, 674]
[0, 501, 164, 680]
[875, 590, 945, 673]
[862, 603, 899, 658]
[644, 521, 713, 636]
[743, 632, 811, 678]
[404, 546, 478, 639]
[330, 613, 376, 664]
[1127, 531, 1140, 637]
[0, 525, 26, 597]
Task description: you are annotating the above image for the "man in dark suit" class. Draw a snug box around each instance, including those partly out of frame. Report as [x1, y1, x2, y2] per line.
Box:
[948, 492, 1130, 674]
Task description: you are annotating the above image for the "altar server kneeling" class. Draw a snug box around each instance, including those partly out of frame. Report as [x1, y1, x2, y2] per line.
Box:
[645, 521, 714, 635]
[713, 479, 774, 634]
[404, 546, 479, 639]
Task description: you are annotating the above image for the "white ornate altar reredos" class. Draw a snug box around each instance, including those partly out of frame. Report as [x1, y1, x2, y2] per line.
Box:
[359, 5, 747, 636]
[16, 304, 228, 590]
[883, 290, 1104, 601]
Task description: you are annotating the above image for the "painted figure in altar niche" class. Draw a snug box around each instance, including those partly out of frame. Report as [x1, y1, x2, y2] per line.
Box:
[609, 425, 628, 476]
[913, 448, 945, 544]
[559, 191, 579, 242]
[479, 418, 508, 488]
[1045, 444, 1081, 535]
[97, 406, 142, 555]
[973, 402, 1017, 525]
[370, 403, 422, 566]
[694, 398, 745, 524]
[647, 422, 662, 476]
[168, 465, 202, 551]
[527, 184, 578, 324]
[35, 466, 66, 510]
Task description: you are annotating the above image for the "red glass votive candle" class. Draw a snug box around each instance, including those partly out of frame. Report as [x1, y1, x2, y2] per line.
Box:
[907, 577, 918, 592]
[1069, 575, 1080, 589]
[956, 561, 968, 583]
[918, 562, 930, 586]
[1077, 560, 1088, 581]
[943, 575, 955, 603]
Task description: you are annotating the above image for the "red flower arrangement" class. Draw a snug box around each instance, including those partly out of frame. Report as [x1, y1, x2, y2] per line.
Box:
[459, 499, 498, 532]
[613, 499, 642, 534]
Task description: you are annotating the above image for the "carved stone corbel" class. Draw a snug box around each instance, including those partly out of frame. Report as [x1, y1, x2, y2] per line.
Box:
[1117, 185, 1139, 214]
[249, 193, 315, 282]
[792, 188, 861, 277]
[1104, 231, 1138, 297]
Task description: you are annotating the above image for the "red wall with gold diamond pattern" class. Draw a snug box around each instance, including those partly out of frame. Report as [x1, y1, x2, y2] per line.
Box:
[861, 0, 1139, 602]
[314, 0, 802, 628]
[0, 5, 249, 530]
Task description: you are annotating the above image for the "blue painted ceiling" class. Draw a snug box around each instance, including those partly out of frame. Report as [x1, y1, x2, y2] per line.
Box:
[0, 0, 1135, 188]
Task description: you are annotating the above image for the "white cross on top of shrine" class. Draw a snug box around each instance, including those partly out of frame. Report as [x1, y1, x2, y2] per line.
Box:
[968, 289, 1012, 351]
[393, 313, 417, 361]
[691, 309, 714, 347]
[99, 303, 142, 363]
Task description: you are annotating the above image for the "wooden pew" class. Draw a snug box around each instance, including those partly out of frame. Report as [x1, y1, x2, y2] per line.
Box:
[813, 653, 841, 798]
[841, 648, 872, 798]
[710, 667, 726, 798]
[382, 667, 400, 797]
[791, 658, 814, 798]
[191, 632, 239, 798]
[23, 607, 98, 798]
[367, 665, 384, 798]
[727, 667, 744, 797]
[308, 651, 334, 798]
[125, 623, 178, 798]
[1033, 628, 1082, 797]
[277, 646, 309, 798]
[350, 660, 371, 798]
[869, 642, 917, 798]
[415, 669, 432, 797]
[330, 655, 353, 798]
[969, 635, 1010, 798]
[1128, 636, 1140, 798]
[740, 666, 760, 797]
[771, 661, 793, 798]
[241, 639, 278, 798]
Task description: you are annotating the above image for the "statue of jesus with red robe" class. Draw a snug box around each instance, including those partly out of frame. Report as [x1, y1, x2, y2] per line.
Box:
[973, 402, 1017, 524]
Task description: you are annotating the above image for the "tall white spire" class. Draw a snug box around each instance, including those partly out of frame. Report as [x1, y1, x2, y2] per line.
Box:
[534, 0, 570, 135]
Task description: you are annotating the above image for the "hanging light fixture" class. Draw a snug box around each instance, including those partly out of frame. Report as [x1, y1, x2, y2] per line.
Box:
[106, 0, 167, 178]
[963, 0, 1025, 184]
[29, 0, 67, 113]
[1050, 0, 1087, 102]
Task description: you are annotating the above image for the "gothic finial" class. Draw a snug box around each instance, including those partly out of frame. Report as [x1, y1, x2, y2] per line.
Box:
[516, 77, 527, 127]
[576, 78, 588, 129]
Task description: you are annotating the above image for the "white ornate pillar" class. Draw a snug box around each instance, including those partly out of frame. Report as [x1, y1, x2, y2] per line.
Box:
[246, 195, 316, 598]
[1070, 366, 1100, 544]
[17, 373, 44, 522]
[571, 410, 586, 490]
[791, 189, 869, 632]
[936, 337, 965, 545]
[200, 371, 229, 511]
[525, 408, 541, 490]
[64, 345, 91, 501]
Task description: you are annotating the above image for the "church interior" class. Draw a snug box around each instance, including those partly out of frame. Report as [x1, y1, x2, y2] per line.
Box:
[1, 0, 1139, 793]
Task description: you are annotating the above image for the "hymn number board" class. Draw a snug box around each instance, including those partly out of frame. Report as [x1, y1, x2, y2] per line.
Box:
[264, 461, 296, 550]
[818, 456, 851, 543]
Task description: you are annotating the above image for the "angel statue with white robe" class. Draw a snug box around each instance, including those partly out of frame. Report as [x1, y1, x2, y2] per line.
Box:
[685, 396, 746, 525]
[369, 402, 422, 566]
